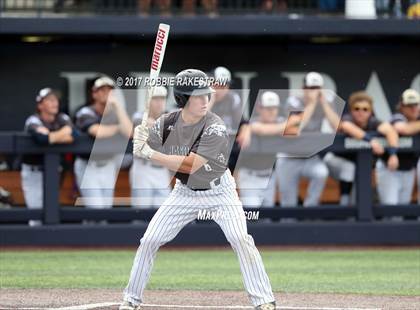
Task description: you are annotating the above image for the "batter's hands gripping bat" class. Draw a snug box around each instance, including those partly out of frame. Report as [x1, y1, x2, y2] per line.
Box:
[141, 23, 170, 127]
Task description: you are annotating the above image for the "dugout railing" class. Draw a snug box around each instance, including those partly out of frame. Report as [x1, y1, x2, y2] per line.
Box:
[1, 132, 420, 225]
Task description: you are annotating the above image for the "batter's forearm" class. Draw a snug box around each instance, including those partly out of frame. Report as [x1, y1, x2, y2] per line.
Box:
[151, 152, 195, 174]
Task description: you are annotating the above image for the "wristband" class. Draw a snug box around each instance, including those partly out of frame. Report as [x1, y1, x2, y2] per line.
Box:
[387, 147, 398, 156]
[362, 133, 373, 142]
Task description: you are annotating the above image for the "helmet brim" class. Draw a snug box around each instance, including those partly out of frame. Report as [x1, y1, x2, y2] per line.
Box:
[175, 87, 215, 96]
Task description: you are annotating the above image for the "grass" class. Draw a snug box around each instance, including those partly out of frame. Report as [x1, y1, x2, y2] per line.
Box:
[0, 249, 419, 296]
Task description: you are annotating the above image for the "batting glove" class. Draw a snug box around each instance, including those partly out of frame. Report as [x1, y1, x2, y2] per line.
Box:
[134, 124, 149, 143]
[133, 138, 145, 158]
[138, 142, 155, 160]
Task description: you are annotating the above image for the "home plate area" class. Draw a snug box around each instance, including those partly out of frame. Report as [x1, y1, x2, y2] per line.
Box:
[1, 289, 419, 310]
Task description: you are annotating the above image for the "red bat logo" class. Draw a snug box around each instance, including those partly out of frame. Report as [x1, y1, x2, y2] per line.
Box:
[151, 28, 167, 71]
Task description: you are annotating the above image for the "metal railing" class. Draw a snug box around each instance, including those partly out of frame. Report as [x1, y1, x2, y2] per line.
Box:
[0, 0, 395, 17]
[1, 132, 420, 225]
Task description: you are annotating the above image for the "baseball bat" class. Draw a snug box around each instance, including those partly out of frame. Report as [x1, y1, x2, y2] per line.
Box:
[141, 23, 170, 127]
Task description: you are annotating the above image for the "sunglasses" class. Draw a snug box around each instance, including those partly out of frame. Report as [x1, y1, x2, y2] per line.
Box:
[352, 107, 371, 112]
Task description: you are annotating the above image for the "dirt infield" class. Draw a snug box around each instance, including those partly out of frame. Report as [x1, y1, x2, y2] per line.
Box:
[1, 289, 419, 310]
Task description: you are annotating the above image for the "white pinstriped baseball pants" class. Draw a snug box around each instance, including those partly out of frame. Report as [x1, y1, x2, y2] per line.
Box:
[123, 170, 275, 307]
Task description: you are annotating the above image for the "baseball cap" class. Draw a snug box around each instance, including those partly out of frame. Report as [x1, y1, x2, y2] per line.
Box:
[261, 91, 280, 108]
[213, 66, 232, 85]
[304, 72, 324, 88]
[152, 86, 168, 98]
[36, 88, 56, 103]
[401, 89, 420, 105]
[92, 76, 115, 90]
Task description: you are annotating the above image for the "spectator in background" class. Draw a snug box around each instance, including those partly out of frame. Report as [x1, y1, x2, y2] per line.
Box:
[22, 88, 76, 226]
[209, 66, 251, 175]
[130, 86, 171, 209]
[137, 0, 171, 16]
[379, 89, 420, 205]
[274, 72, 340, 207]
[181, 0, 218, 15]
[74, 77, 132, 210]
[328, 91, 399, 205]
[261, 0, 287, 13]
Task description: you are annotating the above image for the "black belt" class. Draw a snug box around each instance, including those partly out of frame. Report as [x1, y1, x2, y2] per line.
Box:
[184, 177, 221, 191]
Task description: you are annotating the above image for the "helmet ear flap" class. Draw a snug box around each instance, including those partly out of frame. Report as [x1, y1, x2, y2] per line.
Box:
[175, 93, 189, 108]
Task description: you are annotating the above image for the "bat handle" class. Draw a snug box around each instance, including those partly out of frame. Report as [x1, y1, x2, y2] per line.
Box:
[141, 87, 155, 127]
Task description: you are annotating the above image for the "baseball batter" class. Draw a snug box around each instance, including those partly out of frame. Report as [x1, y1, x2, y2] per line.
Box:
[119, 69, 276, 310]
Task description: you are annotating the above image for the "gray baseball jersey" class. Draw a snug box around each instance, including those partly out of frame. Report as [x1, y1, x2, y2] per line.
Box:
[148, 110, 229, 189]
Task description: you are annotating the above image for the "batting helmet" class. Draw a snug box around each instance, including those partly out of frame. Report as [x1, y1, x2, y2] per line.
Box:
[173, 69, 214, 108]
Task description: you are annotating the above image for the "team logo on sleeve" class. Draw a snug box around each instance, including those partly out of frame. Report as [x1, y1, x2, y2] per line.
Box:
[151, 117, 162, 140]
[203, 124, 227, 137]
[216, 153, 227, 164]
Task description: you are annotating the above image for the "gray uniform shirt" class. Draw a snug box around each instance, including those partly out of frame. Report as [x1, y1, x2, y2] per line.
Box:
[75, 105, 119, 160]
[148, 110, 229, 189]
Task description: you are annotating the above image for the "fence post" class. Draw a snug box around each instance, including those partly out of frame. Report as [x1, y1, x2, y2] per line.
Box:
[356, 150, 374, 221]
[43, 153, 60, 224]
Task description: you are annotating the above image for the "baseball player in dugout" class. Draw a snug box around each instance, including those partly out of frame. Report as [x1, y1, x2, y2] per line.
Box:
[120, 69, 276, 310]
[21, 88, 76, 226]
[378, 89, 420, 205]
[130, 86, 171, 208]
[74, 76, 132, 210]
[238, 91, 285, 207]
[274, 72, 340, 207]
[209, 66, 252, 174]
[326, 91, 399, 206]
